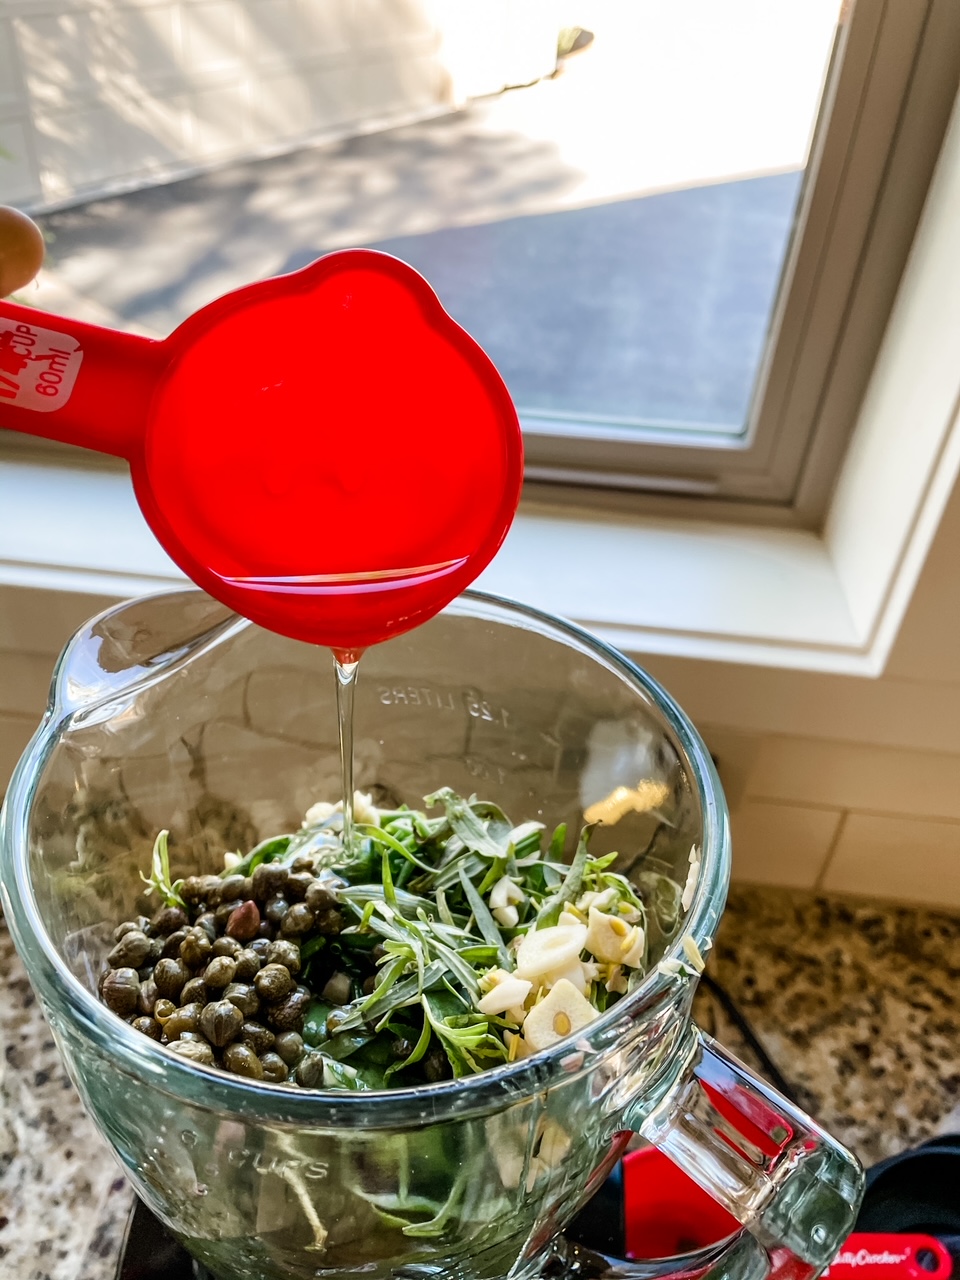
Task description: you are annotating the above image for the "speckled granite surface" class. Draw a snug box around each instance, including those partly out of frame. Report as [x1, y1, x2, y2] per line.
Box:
[1, 885, 958, 1278]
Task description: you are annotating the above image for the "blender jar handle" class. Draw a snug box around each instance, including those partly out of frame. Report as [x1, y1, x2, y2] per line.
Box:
[639, 1027, 864, 1275]
[549, 1027, 864, 1280]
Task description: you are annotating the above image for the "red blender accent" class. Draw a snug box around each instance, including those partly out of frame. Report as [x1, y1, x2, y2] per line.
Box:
[622, 1149, 955, 1280]
[0, 249, 523, 654]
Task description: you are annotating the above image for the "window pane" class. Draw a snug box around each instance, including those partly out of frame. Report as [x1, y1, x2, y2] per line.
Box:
[363, 0, 841, 440]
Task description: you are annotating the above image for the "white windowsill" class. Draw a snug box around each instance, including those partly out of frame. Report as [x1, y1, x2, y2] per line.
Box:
[3, 93, 960, 679]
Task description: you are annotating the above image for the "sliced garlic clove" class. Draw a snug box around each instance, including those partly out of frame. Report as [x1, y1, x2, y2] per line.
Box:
[604, 964, 629, 994]
[478, 967, 512, 994]
[477, 975, 533, 1016]
[576, 887, 617, 914]
[515, 923, 587, 980]
[493, 904, 520, 929]
[489, 875, 525, 910]
[522, 978, 599, 1051]
[557, 907, 584, 928]
[681, 846, 700, 912]
[303, 800, 338, 826]
[584, 906, 634, 963]
[353, 791, 380, 825]
[506, 1029, 533, 1060]
[680, 934, 705, 973]
[541, 958, 590, 995]
[620, 926, 645, 968]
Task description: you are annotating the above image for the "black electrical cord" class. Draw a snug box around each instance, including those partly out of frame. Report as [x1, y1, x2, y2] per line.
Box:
[698, 969, 801, 1107]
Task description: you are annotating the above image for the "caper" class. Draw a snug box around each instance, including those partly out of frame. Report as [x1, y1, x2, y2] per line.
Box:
[215, 899, 244, 927]
[265, 940, 301, 974]
[212, 935, 242, 958]
[151, 905, 188, 935]
[222, 1043, 265, 1079]
[325, 1008, 351, 1037]
[252, 863, 288, 902]
[219, 874, 247, 902]
[161, 929, 188, 960]
[391, 1037, 414, 1060]
[259, 1052, 288, 1083]
[107, 930, 152, 969]
[153, 958, 188, 1001]
[180, 976, 208, 1005]
[314, 907, 343, 936]
[194, 912, 217, 941]
[234, 949, 262, 982]
[290, 854, 318, 873]
[321, 971, 352, 1005]
[164, 1002, 203, 1040]
[102, 968, 140, 1016]
[284, 871, 313, 902]
[254, 964, 295, 1002]
[169, 1039, 215, 1065]
[280, 904, 314, 936]
[249, 937, 271, 959]
[264, 895, 289, 927]
[223, 982, 259, 1018]
[180, 876, 206, 904]
[423, 1049, 451, 1083]
[200, 876, 223, 904]
[180, 928, 213, 969]
[131, 1016, 162, 1040]
[294, 1052, 324, 1088]
[154, 998, 177, 1024]
[305, 881, 337, 913]
[267, 987, 309, 1033]
[273, 1031, 304, 1066]
[138, 978, 158, 1016]
[240, 1021, 275, 1055]
[226, 900, 261, 942]
[199, 1000, 244, 1048]
[113, 917, 150, 942]
[204, 956, 237, 990]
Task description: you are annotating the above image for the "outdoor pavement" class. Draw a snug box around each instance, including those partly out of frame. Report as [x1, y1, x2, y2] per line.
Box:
[27, 0, 838, 435]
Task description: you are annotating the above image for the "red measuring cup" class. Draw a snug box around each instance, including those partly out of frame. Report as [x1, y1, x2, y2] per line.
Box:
[0, 249, 523, 655]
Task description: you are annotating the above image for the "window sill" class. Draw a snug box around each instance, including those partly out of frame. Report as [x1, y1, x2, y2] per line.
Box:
[0, 439, 948, 679]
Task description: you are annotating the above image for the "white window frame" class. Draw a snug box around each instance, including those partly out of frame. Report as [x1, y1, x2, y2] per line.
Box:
[523, 0, 960, 511]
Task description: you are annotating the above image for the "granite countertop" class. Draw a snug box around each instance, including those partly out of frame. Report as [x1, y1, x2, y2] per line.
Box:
[2, 885, 959, 1280]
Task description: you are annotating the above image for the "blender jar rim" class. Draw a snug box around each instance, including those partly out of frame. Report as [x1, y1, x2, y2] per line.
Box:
[0, 588, 730, 1124]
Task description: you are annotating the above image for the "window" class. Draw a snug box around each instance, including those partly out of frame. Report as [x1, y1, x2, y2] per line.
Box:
[1, 0, 959, 518]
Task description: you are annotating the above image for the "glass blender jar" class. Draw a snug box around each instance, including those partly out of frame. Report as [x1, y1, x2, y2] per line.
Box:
[0, 588, 864, 1280]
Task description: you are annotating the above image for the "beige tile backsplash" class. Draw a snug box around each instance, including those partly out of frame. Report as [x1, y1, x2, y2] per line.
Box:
[709, 725, 960, 908]
[729, 799, 842, 889]
[823, 812, 960, 905]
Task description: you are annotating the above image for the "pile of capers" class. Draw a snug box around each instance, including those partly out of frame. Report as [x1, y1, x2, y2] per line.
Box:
[98, 856, 345, 1085]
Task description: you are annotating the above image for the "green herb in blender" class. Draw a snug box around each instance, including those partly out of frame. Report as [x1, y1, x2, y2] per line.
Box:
[99, 788, 689, 1088]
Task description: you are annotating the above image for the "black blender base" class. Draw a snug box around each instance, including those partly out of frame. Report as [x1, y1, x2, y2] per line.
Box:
[118, 1199, 206, 1279]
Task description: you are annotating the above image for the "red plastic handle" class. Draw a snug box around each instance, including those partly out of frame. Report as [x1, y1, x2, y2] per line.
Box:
[0, 299, 159, 457]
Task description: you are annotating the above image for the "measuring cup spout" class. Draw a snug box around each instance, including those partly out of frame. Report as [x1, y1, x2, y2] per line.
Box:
[0, 298, 161, 460]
